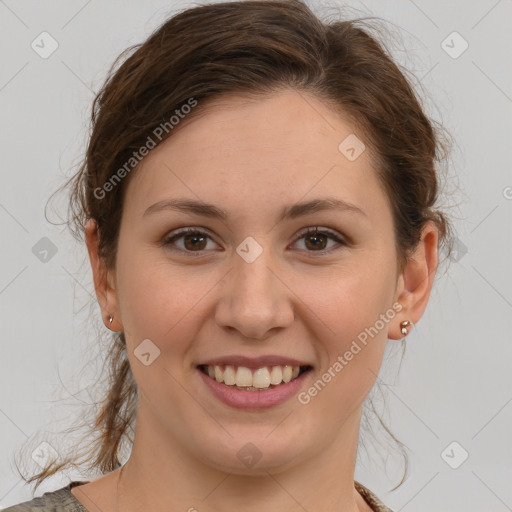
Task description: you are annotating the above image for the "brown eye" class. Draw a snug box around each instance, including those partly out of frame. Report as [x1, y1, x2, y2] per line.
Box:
[182, 232, 208, 251]
[304, 231, 328, 250]
[292, 227, 346, 253]
[164, 228, 217, 253]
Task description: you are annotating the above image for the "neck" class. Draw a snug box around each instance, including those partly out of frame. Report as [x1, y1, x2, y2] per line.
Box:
[116, 401, 367, 512]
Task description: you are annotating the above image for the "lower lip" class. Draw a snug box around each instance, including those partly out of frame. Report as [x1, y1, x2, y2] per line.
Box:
[197, 368, 311, 410]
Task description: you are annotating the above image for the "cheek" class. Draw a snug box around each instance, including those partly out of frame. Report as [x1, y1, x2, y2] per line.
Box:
[302, 257, 397, 343]
[114, 249, 204, 407]
[296, 252, 397, 404]
[115, 243, 196, 349]
[298, 270, 394, 419]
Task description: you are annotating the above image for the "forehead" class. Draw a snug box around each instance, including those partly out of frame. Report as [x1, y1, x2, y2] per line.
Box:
[123, 90, 390, 225]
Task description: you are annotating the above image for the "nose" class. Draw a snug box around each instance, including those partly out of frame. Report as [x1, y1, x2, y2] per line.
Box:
[214, 243, 294, 341]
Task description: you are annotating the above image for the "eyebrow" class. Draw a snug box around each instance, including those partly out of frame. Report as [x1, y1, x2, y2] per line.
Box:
[143, 196, 366, 222]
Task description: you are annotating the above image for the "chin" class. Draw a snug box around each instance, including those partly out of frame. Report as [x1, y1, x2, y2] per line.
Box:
[192, 434, 311, 476]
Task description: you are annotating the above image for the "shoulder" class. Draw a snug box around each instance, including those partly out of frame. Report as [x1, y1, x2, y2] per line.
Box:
[1, 483, 88, 512]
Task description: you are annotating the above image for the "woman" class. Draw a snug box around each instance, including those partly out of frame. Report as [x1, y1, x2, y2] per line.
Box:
[3, 1, 451, 511]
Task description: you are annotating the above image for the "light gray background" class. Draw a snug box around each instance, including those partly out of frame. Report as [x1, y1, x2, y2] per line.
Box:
[1, 1, 511, 510]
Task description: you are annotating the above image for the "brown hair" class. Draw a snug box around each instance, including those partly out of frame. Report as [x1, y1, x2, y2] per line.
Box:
[17, 0, 452, 492]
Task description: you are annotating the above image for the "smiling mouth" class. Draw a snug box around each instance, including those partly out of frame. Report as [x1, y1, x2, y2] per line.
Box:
[198, 364, 312, 391]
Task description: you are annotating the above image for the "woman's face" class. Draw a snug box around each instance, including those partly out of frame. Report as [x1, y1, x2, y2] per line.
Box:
[98, 90, 427, 474]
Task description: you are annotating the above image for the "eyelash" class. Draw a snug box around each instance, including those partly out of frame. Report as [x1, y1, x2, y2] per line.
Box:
[162, 226, 347, 257]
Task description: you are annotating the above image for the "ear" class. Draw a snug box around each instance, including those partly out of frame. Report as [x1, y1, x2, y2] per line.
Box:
[85, 219, 123, 332]
[389, 221, 439, 340]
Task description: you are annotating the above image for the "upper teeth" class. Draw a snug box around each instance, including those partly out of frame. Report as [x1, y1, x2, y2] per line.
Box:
[205, 365, 301, 389]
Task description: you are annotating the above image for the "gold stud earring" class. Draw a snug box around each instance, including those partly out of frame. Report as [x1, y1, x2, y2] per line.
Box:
[400, 320, 412, 336]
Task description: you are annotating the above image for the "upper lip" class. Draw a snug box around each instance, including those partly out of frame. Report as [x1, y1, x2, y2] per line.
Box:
[198, 355, 312, 369]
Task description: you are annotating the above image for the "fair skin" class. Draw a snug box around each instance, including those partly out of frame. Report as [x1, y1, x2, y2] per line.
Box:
[74, 89, 438, 512]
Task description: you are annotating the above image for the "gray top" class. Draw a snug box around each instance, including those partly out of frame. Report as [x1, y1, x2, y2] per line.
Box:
[2, 480, 394, 511]
[1, 482, 88, 512]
